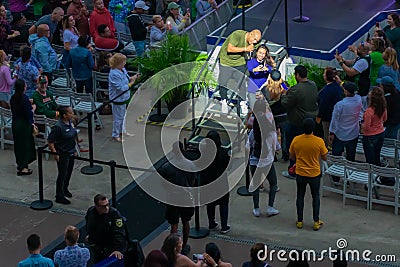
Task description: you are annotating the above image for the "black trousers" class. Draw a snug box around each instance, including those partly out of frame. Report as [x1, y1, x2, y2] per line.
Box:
[56, 152, 74, 198]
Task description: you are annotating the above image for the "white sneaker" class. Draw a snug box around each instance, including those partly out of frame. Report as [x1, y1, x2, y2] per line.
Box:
[253, 208, 260, 217]
[266, 206, 280, 217]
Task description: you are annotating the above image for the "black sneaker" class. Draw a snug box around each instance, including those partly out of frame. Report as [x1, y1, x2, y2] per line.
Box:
[209, 221, 219, 230]
[181, 244, 191, 256]
[56, 197, 71, 205]
[220, 226, 231, 234]
[64, 190, 72, 198]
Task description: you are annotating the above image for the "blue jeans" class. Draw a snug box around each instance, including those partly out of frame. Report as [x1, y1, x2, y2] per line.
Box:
[76, 78, 93, 95]
[332, 136, 358, 161]
[133, 40, 146, 57]
[250, 163, 278, 208]
[362, 132, 384, 166]
[296, 174, 321, 222]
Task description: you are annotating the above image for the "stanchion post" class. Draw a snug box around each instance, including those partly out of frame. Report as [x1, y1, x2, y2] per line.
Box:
[189, 176, 209, 239]
[149, 100, 167, 122]
[31, 147, 53, 210]
[110, 160, 117, 208]
[292, 0, 309, 22]
[81, 111, 103, 175]
[237, 161, 252, 196]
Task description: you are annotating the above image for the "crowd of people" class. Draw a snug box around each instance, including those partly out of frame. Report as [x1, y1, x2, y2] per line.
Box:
[4, 1, 400, 266]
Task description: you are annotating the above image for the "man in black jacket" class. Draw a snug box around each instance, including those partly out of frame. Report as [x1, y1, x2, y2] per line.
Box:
[85, 194, 127, 263]
[127, 1, 150, 57]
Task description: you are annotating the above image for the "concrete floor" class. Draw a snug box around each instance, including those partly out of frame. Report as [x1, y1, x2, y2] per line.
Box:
[0, 112, 399, 266]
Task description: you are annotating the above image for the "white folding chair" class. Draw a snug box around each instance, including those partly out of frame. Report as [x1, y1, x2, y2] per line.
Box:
[380, 138, 398, 167]
[92, 71, 109, 102]
[51, 69, 72, 88]
[322, 154, 346, 196]
[48, 86, 72, 106]
[370, 165, 400, 215]
[70, 92, 104, 130]
[0, 107, 13, 149]
[343, 160, 372, 210]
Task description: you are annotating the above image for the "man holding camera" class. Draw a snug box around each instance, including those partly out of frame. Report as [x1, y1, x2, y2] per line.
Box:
[217, 29, 261, 100]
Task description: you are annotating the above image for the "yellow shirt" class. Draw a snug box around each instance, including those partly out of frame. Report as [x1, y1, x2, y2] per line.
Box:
[289, 134, 328, 177]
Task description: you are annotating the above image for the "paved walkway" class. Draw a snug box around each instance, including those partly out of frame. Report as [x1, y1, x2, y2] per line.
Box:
[0, 114, 399, 266]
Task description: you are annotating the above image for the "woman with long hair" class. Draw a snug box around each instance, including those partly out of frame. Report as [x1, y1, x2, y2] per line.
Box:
[378, 47, 400, 91]
[383, 12, 400, 64]
[368, 37, 386, 87]
[161, 234, 201, 267]
[378, 77, 400, 139]
[0, 49, 17, 101]
[10, 79, 36, 175]
[61, 14, 80, 69]
[242, 243, 271, 267]
[203, 243, 232, 267]
[165, 2, 191, 34]
[247, 99, 279, 217]
[108, 53, 139, 142]
[361, 86, 387, 166]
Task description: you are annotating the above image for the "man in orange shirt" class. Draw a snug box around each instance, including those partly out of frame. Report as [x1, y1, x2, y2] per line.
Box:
[289, 118, 328, 231]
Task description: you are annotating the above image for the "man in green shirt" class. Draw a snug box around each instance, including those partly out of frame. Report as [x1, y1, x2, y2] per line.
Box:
[218, 29, 261, 100]
[31, 75, 58, 119]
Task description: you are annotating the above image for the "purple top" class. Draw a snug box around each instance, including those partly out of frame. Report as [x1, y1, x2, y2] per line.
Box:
[8, 0, 29, 13]
[0, 65, 16, 93]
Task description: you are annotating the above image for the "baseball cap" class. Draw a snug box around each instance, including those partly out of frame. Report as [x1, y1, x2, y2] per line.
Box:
[342, 82, 357, 94]
[270, 69, 281, 81]
[135, 1, 149, 10]
[376, 76, 394, 85]
[167, 2, 180, 9]
[38, 75, 48, 84]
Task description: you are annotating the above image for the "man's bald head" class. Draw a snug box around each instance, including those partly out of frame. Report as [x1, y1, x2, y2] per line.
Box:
[37, 24, 50, 37]
[247, 29, 261, 45]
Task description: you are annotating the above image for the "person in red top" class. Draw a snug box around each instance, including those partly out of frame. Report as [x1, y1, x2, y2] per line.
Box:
[361, 86, 387, 166]
[89, 0, 116, 42]
[67, 0, 90, 36]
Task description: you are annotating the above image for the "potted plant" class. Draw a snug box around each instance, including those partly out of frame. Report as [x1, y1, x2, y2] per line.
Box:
[127, 34, 208, 114]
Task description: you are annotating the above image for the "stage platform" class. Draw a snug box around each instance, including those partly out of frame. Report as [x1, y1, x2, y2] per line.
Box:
[207, 0, 398, 61]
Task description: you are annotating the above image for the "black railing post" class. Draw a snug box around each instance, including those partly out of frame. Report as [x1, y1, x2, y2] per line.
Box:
[189, 176, 209, 239]
[81, 111, 103, 175]
[31, 147, 53, 210]
[237, 150, 251, 196]
[110, 160, 117, 208]
[292, 0, 309, 22]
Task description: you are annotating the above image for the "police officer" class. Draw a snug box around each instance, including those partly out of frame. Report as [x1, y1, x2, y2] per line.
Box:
[48, 105, 78, 205]
[85, 194, 127, 263]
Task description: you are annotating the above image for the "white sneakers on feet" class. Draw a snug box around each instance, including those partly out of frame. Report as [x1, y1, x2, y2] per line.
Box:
[266, 206, 280, 217]
[253, 208, 260, 217]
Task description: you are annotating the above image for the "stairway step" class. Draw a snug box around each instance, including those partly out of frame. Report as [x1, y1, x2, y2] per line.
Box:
[188, 135, 231, 149]
[197, 119, 244, 132]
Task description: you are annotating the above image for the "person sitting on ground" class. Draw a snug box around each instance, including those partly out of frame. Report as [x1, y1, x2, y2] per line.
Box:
[165, 2, 191, 34]
[18, 234, 54, 267]
[94, 24, 124, 52]
[202, 242, 232, 267]
[54, 225, 90, 267]
[161, 233, 201, 267]
[242, 243, 271, 267]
